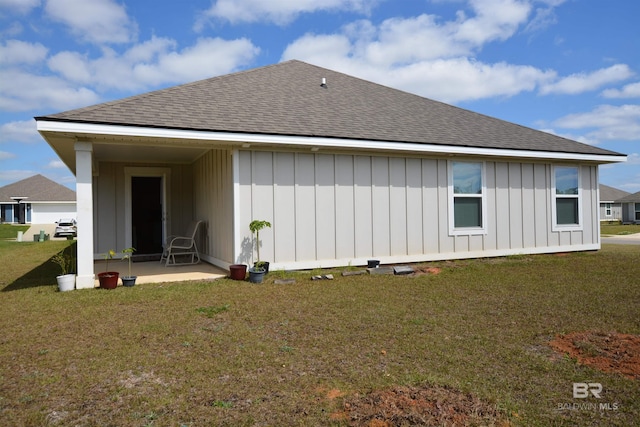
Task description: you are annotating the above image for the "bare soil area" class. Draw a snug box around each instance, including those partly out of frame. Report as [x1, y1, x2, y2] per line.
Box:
[331, 331, 639, 426]
[549, 331, 640, 380]
[333, 384, 510, 426]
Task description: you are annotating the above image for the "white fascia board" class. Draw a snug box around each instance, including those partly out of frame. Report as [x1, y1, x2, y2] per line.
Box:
[36, 120, 628, 163]
[28, 201, 76, 204]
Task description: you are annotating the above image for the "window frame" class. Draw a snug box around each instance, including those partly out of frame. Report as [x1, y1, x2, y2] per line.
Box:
[551, 165, 582, 231]
[604, 203, 612, 218]
[448, 160, 487, 236]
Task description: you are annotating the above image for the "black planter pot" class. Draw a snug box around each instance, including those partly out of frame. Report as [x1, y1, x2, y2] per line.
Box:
[122, 276, 137, 287]
[248, 267, 266, 283]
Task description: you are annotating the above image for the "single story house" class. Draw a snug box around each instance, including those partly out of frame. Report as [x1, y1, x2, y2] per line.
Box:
[599, 184, 629, 222]
[0, 174, 76, 224]
[616, 191, 640, 224]
[35, 60, 626, 289]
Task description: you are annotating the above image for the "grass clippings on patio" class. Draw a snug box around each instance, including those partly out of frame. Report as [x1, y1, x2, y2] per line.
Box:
[0, 242, 639, 426]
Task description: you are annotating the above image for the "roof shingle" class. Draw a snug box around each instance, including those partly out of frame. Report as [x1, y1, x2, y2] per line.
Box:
[616, 191, 640, 203]
[0, 174, 75, 203]
[600, 184, 630, 202]
[37, 60, 623, 157]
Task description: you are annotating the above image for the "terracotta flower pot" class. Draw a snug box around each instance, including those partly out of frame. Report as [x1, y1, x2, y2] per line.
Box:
[229, 264, 247, 280]
[98, 272, 119, 289]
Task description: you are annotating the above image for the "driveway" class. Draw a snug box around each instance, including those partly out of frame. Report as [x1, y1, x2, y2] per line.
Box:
[23, 223, 70, 241]
[602, 233, 640, 245]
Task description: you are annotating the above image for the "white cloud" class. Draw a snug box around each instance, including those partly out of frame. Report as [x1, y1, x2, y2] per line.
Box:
[0, 120, 39, 143]
[0, 69, 99, 112]
[0, 150, 16, 160]
[47, 159, 66, 168]
[1, 34, 259, 111]
[284, 32, 554, 103]
[0, 21, 24, 37]
[553, 104, 640, 142]
[537, 128, 597, 146]
[279, 0, 593, 103]
[281, 2, 558, 104]
[386, 58, 552, 102]
[539, 64, 634, 95]
[453, 0, 531, 45]
[44, 0, 138, 44]
[49, 36, 259, 92]
[47, 51, 92, 83]
[0, 40, 48, 65]
[0, 0, 40, 15]
[197, 0, 375, 27]
[357, 15, 469, 65]
[132, 37, 259, 86]
[602, 82, 640, 99]
[624, 152, 640, 165]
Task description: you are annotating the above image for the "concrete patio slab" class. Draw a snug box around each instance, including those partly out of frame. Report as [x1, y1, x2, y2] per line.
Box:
[94, 260, 228, 286]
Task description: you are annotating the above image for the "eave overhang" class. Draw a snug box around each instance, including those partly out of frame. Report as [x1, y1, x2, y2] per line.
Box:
[37, 120, 628, 168]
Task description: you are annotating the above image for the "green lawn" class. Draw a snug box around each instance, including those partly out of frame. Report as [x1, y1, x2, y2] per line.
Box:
[601, 223, 640, 236]
[0, 241, 638, 426]
[0, 223, 29, 239]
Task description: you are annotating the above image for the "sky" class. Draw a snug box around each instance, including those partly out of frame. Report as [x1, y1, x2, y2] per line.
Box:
[1, 0, 639, 193]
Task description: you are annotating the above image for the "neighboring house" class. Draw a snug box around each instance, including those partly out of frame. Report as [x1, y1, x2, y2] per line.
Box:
[0, 174, 76, 224]
[599, 184, 630, 222]
[616, 191, 640, 224]
[35, 60, 626, 289]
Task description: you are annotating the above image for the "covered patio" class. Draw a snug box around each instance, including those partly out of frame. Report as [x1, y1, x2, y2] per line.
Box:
[93, 259, 228, 287]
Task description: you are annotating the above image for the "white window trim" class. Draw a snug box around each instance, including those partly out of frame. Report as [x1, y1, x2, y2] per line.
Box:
[551, 165, 583, 232]
[448, 160, 487, 236]
[605, 203, 612, 217]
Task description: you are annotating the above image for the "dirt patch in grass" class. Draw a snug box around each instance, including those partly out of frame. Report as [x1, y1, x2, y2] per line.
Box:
[412, 266, 442, 276]
[335, 384, 510, 426]
[549, 331, 640, 379]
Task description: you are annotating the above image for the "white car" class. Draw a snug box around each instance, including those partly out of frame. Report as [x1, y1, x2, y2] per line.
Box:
[54, 219, 77, 238]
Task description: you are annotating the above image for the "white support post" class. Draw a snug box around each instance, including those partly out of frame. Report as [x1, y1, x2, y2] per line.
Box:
[74, 141, 95, 289]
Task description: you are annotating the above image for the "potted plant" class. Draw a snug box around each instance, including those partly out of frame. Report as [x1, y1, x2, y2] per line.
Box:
[248, 219, 271, 283]
[97, 249, 119, 289]
[52, 246, 76, 292]
[121, 247, 137, 287]
[228, 264, 247, 280]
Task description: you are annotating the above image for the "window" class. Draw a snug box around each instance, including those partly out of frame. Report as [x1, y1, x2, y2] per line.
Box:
[552, 166, 581, 230]
[635, 203, 640, 221]
[605, 203, 612, 217]
[449, 161, 486, 235]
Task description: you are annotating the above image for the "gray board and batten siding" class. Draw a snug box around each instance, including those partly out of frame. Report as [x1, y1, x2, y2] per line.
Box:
[233, 150, 598, 270]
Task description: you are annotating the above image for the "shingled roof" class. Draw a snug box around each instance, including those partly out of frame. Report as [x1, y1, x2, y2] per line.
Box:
[600, 184, 630, 202]
[0, 174, 75, 203]
[616, 191, 640, 203]
[37, 60, 622, 157]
